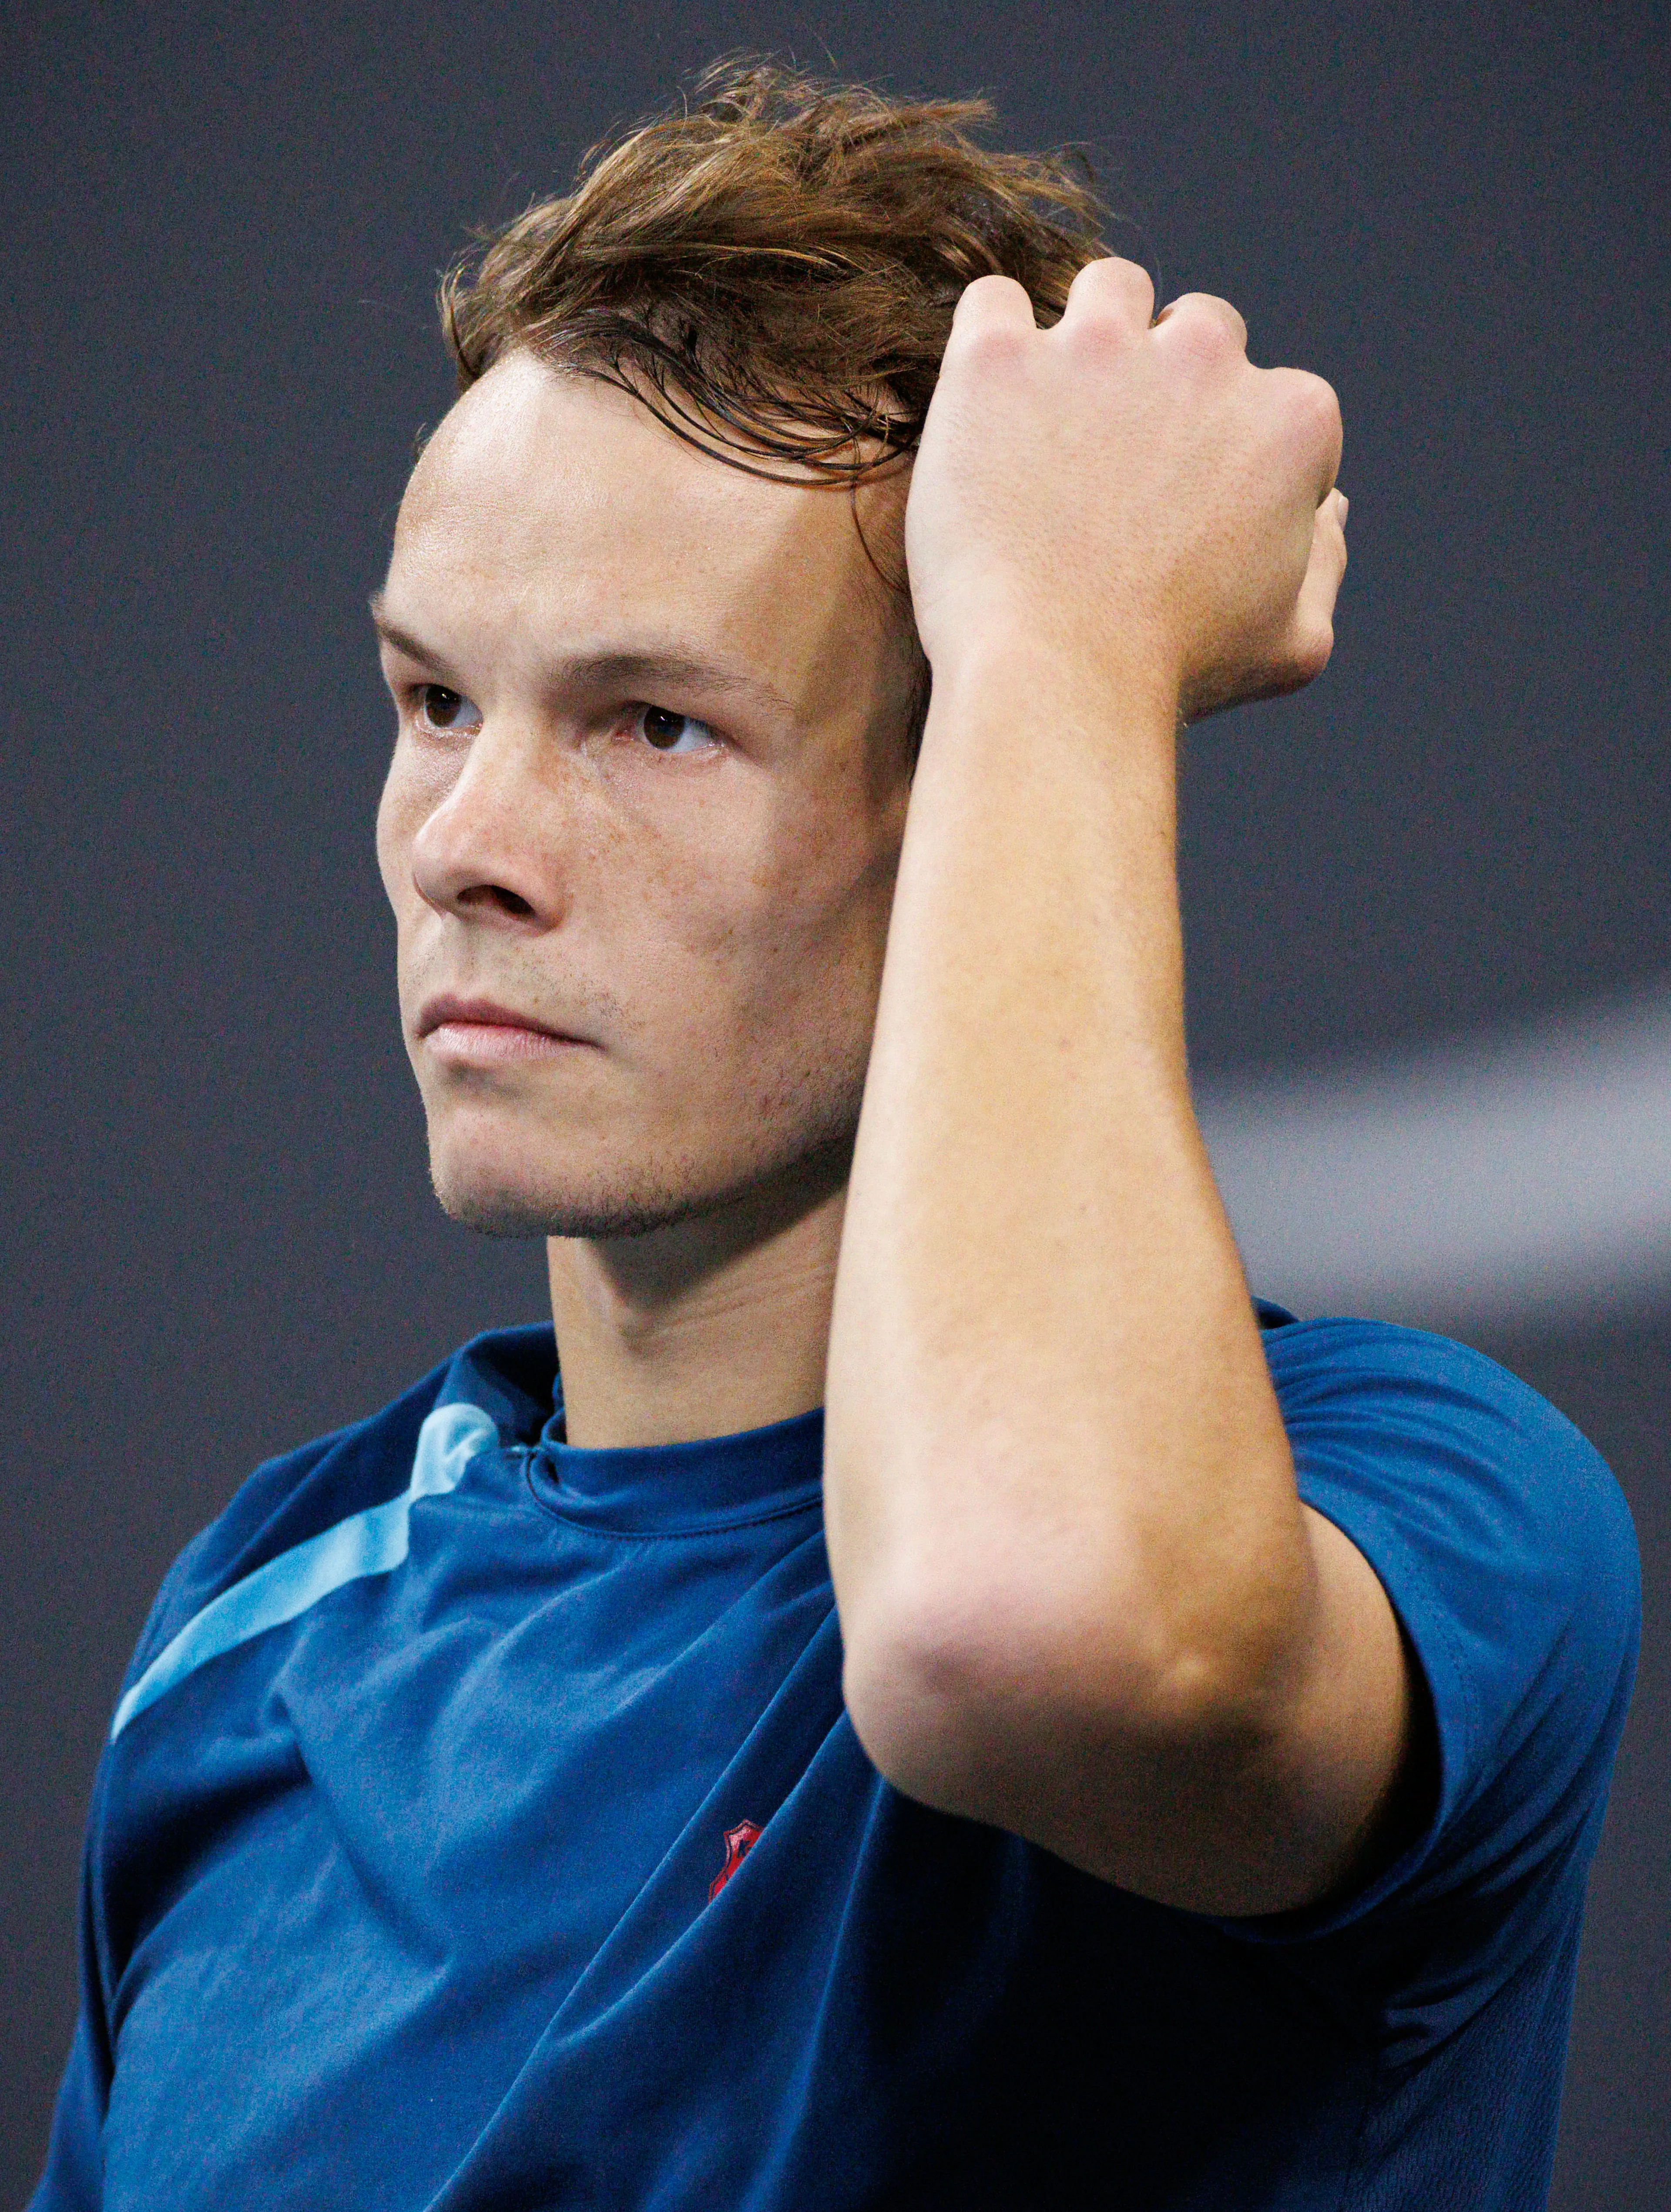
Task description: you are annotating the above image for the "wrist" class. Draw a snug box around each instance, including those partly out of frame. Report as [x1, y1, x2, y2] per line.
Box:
[918, 618, 1183, 764]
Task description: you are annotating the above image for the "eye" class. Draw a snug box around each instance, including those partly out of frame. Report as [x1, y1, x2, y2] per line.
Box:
[416, 683, 482, 733]
[634, 704, 718, 756]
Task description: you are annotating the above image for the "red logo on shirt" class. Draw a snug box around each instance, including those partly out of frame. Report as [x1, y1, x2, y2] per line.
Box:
[709, 1819, 763, 1900]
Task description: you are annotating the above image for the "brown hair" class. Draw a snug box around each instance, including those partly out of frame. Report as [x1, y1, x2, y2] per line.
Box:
[439, 57, 1110, 485]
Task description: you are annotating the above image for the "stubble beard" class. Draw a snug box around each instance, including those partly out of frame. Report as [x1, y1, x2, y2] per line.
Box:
[426, 1070, 865, 1244]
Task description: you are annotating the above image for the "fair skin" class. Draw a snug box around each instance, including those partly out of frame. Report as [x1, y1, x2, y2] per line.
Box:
[376, 259, 1417, 1917]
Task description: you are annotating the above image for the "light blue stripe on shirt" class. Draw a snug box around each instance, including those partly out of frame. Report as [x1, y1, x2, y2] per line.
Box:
[109, 1401, 497, 1744]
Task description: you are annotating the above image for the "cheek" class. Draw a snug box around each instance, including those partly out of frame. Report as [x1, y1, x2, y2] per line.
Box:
[374, 752, 413, 906]
[375, 741, 441, 915]
[671, 804, 900, 1043]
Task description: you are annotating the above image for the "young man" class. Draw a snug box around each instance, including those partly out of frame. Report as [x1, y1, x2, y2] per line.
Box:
[36, 63, 1637, 2212]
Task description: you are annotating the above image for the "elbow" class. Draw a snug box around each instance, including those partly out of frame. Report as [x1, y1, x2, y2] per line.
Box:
[842, 1587, 1019, 1814]
[840, 1551, 1312, 1818]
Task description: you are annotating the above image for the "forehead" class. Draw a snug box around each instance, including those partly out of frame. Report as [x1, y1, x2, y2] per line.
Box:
[386, 352, 899, 688]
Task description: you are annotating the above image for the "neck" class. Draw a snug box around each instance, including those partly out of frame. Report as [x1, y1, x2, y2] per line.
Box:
[546, 1163, 848, 1450]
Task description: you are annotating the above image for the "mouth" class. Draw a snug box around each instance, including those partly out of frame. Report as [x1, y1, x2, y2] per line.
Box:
[416, 994, 598, 1064]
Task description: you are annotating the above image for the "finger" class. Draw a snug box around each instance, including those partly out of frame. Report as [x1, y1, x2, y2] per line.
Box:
[950, 272, 1040, 338]
[1060, 255, 1156, 334]
[1285, 493, 1349, 683]
[1254, 365, 1343, 508]
[1152, 292, 1248, 354]
[1309, 492, 1348, 597]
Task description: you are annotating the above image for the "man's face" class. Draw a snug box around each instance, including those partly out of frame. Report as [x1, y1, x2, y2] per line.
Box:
[375, 351, 919, 1239]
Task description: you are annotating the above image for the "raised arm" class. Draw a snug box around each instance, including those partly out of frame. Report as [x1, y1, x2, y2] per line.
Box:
[822, 259, 1415, 1918]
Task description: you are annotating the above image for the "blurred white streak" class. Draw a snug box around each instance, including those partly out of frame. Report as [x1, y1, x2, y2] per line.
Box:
[1197, 983, 1671, 1325]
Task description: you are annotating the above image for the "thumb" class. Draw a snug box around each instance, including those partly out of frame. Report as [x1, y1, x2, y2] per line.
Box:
[1281, 488, 1349, 692]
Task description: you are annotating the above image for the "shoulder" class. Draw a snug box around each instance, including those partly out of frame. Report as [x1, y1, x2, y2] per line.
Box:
[1260, 1308, 1637, 1623]
[125, 1323, 558, 1685]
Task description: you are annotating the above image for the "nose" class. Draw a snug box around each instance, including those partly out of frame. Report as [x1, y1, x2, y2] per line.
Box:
[409, 722, 568, 930]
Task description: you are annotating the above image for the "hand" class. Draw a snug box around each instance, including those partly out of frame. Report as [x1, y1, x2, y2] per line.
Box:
[905, 258, 1346, 724]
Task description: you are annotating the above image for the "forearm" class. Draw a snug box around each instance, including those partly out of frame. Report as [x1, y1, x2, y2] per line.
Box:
[824, 633, 1314, 1866]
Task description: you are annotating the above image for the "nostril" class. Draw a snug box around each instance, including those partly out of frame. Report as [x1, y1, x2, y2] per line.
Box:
[460, 883, 537, 919]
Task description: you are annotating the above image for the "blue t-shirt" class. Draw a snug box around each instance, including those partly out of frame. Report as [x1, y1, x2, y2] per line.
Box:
[34, 1306, 1638, 2211]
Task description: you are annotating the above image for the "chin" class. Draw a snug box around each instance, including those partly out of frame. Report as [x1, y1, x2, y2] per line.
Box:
[425, 1101, 860, 1244]
[429, 1145, 718, 1241]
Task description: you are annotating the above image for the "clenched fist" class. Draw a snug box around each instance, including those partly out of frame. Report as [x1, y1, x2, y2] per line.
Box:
[905, 258, 1347, 724]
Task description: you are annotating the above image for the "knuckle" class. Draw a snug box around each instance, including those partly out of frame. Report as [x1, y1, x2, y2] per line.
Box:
[1091, 252, 1154, 294]
[1171, 304, 1249, 372]
[1178, 311, 1231, 361]
[950, 274, 1029, 337]
[1068, 254, 1155, 322]
[1294, 370, 1342, 437]
[1068, 304, 1134, 358]
[960, 271, 1021, 309]
[1292, 624, 1335, 684]
[959, 317, 1029, 371]
[1160, 293, 1246, 355]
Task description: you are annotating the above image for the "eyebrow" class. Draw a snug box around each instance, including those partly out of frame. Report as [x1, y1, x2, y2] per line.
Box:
[369, 597, 470, 690]
[368, 592, 796, 722]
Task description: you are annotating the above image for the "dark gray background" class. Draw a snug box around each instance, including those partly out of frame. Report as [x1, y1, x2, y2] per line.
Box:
[3, 1, 1666, 2202]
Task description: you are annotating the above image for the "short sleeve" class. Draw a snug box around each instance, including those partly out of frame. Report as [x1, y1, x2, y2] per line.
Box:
[1249, 1316, 1639, 1953]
